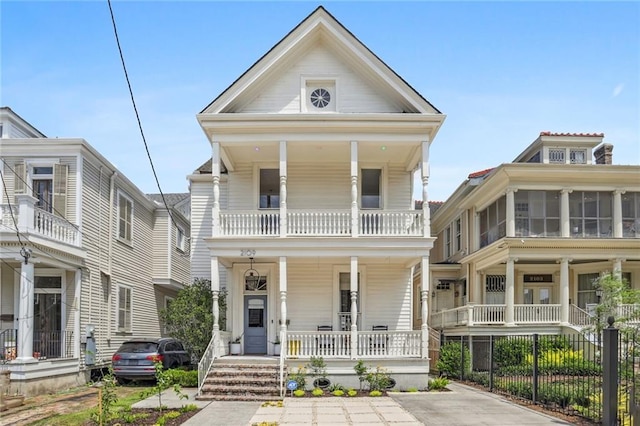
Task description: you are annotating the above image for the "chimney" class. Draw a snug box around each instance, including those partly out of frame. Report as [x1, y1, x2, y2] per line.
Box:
[594, 143, 613, 165]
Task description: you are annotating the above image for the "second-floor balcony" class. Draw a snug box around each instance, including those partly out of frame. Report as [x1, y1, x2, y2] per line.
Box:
[0, 195, 81, 247]
[217, 209, 425, 237]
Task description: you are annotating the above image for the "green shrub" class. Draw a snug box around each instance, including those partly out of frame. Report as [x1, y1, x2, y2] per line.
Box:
[347, 389, 358, 397]
[500, 381, 532, 400]
[436, 342, 470, 378]
[466, 371, 490, 387]
[369, 390, 382, 397]
[289, 366, 307, 390]
[428, 377, 449, 391]
[407, 387, 419, 393]
[332, 389, 344, 396]
[311, 388, 324, 396]
[164, 369, 198, 387]
[327, 383, 345, 392]
[494, 337, 531, 368]
[365, 366, 392, 391]
[293, 389, 305, 397]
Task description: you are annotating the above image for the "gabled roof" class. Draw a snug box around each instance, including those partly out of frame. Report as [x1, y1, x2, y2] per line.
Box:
[200, 6, 441, 115]
[147, 193, 190, 208]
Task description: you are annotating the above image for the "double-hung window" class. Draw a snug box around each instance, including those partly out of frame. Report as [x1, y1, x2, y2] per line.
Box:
[176, 226, 186, 252]
[118, 192, 133, 242]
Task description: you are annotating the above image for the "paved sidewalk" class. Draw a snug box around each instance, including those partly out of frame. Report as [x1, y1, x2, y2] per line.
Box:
[134, 382, 573, 425]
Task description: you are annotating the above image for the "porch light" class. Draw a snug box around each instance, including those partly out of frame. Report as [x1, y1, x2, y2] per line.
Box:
[595, 288, 603, 300]
[244, 257, 260, 289]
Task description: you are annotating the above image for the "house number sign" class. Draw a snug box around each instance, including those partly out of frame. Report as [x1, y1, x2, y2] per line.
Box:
[241, 249, 256, 257]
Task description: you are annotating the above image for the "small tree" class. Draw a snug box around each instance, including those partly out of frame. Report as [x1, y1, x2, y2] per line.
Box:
[589, 272, 640, 335]
[160, 278, 227, 360]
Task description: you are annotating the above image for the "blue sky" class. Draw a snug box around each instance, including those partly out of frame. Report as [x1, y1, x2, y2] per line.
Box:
[2, 1, 638, 202]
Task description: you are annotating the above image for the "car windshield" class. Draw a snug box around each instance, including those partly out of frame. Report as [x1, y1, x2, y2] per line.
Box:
[119, 342, 158, 353]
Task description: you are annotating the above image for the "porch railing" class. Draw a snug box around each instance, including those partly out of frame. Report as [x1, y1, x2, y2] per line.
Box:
[616, 304, 640, 322]
[217, 209, 424, 237]
[0, 329, 17, 363]
[514, 304, 561, 323]
[357, 330, 421, 358]
[0, 204, 81, 246]
[472, 305, 506, 324]
[286, 331, 352, 358]
[570, 304, 592, 327]
[33, 330, 74, 359]
[431, 304, 566, 328]
[198, 330, 230, 393]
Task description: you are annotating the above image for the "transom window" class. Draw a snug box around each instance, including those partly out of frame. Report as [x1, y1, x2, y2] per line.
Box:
[118, 192, 133, 242]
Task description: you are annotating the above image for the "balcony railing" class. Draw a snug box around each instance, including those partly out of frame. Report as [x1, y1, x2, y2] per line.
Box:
[431, 304, 563, 328]
[218, 209, 424, 237]
[1, 202, 81, 247]
[1, 329, 74, 361]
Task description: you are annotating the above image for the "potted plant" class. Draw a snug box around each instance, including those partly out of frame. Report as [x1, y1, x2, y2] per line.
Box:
[229, 334, 242, 355]
[309, 356, 331, 389]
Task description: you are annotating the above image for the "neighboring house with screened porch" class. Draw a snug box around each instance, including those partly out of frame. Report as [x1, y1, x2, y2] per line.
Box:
[428, 132, 640, 340]
[0, 107, 191, 395]
[189, 6, 443, 390]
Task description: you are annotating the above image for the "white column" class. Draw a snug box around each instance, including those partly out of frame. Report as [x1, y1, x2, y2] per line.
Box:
[560, 189, 572, 238]
[420, 256, 430, 360]
[612, 259, 623, 279]
[16, 194, 37, 233]
[350, 256, 358, 359]
[613, 189, 624, 238]
[473, 210, 480, 252]
[211, 257, 220, 357]
[559, 258, 571, 324]
[505, 258, 517, 326]
[279, 257, 288, 351]
[475, 270, 484, 304]
[280, 141, 288, 238]
[351, 141, 359, 237]
[506, 187, 517, 237]
[211, 142, 221, 237]
[74, 268, 82, 358]
[17, 258, 36, 362]
[421, 140, 430, 237]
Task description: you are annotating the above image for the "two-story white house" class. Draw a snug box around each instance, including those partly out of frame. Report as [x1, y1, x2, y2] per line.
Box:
[0, 107, 191, 395]
[429, 132, 640, 341]
[189, 6, 444, 389]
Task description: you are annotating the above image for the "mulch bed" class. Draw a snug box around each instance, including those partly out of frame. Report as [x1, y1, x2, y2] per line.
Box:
[102, 408, 201, 425]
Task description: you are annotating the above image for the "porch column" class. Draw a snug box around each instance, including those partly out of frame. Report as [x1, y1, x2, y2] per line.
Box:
[473, 210, 480, 252]
[475, 270, 484, 304]
[420, 256, 430, 359]
[350, 256, 358, 359]
[280, 141, 288, 238]
[612, 259, 623, 279]
[74, 268, 82, 358]
[421, 140, 430, 237]
[506, 187, 517, 237]
[505, 257, 517, 326]
[560, 189, 572, 238]
[613, 189, 624, 238]
[211, 257, 220, 357]
[212, 142, 221, 237]
[279, 257, 287, 349]
[16, 194, 37, 233]
[350, 141, 359, 237]
[16, 255, 36, 362]
[559, 258, 571, 325]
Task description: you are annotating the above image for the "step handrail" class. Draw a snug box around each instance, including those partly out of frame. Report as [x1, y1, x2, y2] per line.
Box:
[197, 331, 219, 395]
[279, 329, 286, 398]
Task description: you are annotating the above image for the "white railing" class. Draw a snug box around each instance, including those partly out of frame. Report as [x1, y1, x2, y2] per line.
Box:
[219, 211, 280, 236]
[570, 304, 592, 327]
[616, 304, 640, 322]
[197, 331, 230, 394]
[514, 304, 561, 323]
[288, 210, 351, 236]
[472, 305, 506, 324]
[359, 210, 423, 236]
[337, 312, 361, 331]
[216, 209, 424, 237]
[286, 331, 352, 358]
[357, 330, 421, 358]
[34, 208, 80, 245]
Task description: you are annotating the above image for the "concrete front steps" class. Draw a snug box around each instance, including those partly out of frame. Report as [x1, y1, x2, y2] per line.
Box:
[197, 356, 285, 401]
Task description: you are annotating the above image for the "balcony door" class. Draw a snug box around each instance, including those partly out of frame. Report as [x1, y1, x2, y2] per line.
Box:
[523, 287, 551, 304]
[34, 276, 63, 358]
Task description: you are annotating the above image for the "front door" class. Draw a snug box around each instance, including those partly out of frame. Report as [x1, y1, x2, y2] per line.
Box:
[244, 295, 267, 354]
[524, 287, 551, 304]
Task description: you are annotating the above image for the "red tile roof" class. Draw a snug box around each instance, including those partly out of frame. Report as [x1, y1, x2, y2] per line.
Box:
[539, 131, 604, 137]
[468, 168, 495, 179]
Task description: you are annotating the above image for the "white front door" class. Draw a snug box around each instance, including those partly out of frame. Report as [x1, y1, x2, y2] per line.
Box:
[524, 286, 551, 304]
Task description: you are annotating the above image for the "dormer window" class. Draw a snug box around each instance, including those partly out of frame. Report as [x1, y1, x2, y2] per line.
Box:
[549, 149, 565, 164]
[570, 149, 587, 164]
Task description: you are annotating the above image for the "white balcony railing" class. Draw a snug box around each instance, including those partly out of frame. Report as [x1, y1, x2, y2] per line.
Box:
[1, 202, 81, 247]
[431, 304, 565, 328]
[217, 209, 424, 237]
[514, 304, 561, 323]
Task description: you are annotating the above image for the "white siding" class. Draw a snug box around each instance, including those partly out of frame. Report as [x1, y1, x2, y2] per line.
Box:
[287, 263, 334, 331]
[190, 178, 214, 281]
[240, 42, 400, 114]
[386, 165, 412, 210]
[153, 213, 169, 277]
[227, 166, 253, 210]
[364, 264, 412, 330]
[170, 214, 190, 285]
[287, 163, 350, 209]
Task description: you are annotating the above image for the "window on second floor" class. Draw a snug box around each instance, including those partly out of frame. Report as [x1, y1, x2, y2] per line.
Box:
[549, 148, 565, 164]
[515, 190, 560, 237]
[569, 191, 612, 237]
[444, 226, 451, 258]
[570, 149, 587, 164]
[455, 218, 462, 252]
[176, 226, 186, 252]
[361, 169, 381, 209]
[622, 192, 640, 237]
[259, 169, 279, 209]
[118, 192, 133, 242]
[14, 162, 68, 217]
[479, 196, 506, 248]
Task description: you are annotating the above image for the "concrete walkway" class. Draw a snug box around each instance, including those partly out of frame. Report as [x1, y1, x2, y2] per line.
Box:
[134, 382, 572, 425]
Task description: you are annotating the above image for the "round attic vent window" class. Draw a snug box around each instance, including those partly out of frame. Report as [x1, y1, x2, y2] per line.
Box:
[310, 88, 331, 108]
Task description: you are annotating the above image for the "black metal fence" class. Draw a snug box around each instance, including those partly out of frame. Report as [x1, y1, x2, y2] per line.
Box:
[0, 329, 75, 361]
[440, 327, 638, 425]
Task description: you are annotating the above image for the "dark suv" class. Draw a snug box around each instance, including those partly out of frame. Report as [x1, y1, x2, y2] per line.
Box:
[112, 337, 191, 383]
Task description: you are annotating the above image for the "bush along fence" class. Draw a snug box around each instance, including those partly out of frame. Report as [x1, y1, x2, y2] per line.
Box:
[438, 319, 638, 425]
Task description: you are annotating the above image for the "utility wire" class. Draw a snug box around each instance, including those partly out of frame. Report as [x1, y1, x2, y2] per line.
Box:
[106, 0, 179, 228]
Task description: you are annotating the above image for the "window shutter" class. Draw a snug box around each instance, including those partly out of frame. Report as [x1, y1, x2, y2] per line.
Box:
[14, 162, 26, 194]
[53, 163, 68, 218]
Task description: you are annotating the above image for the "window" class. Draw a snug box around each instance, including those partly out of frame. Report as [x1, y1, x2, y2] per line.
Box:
[569, 191, 612, 237]
[485, 275, 505, 304]
[577, 273, 599, 308]
[622, 192, 640, 237]
[570, 149, 587, 164]
[479, 196, 506, 248]
[117, 285, 132, 332]
[455, 218, 462, 252]
[361, 169, 381, 209]
[259, 169, 279, 209]
[32, 166, 53, 212]
[118, 192, 133, 242]
[176, 226, 185, 252]
[514, 190, 560, 237]
[339, 272, 360, 314]
[444, 226, 451, 258]
[549, 148, 565, 164]
[304, 78, 336, 112]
